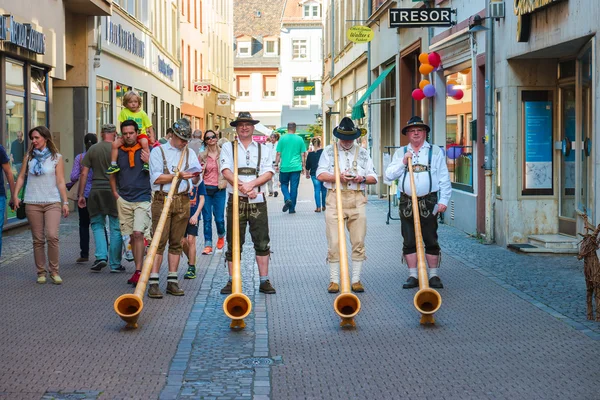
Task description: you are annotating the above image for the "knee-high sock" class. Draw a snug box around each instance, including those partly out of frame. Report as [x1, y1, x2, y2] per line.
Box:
[329, 262, 340, 284]
[351, 260, 363, 284]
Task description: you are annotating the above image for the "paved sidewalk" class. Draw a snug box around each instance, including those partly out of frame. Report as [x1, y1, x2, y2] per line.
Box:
[1, 178, 598, 399]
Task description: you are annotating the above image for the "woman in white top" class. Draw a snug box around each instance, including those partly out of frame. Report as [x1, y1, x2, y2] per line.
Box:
[12, 126, 69, 285]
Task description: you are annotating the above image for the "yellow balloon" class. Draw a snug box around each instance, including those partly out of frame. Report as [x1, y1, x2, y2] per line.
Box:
[418, 53, 430, 64]
[419, 80, 430, 91]
[419, 64, 434, 75]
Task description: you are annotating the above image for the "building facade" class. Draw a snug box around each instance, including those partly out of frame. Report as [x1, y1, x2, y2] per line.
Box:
[280, 0, 323, 131]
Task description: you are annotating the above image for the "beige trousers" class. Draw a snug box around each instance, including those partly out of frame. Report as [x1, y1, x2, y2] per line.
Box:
[26, 203, 62, 276]
[325, 190, 367, 263]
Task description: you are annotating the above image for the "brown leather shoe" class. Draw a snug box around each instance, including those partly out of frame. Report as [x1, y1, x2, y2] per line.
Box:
[351, 281, 365, 293]
[314, 207, 321, 213]
[148, 284, 163, 299]
[327, 282, 339, 293]
[220, 280, 232, 294]
[166, 281, 185, 296]
[259, 280, 276, 294]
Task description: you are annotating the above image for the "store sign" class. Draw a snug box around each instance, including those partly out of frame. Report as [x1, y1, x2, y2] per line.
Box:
[389, 8, 454, 27]
[217, 93, 230, 106]
[194, 82, 211, 93]
[158, 56, 174, 81]
[346, 26, 374, 44]
[0, 16, 46, 54]
[293, 81, 315, 96]
[106, 19, 145, 59]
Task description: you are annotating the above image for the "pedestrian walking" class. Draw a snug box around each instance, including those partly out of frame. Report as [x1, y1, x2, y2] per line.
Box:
[68, 133, 98, 263]
[147, 118, 202, 298]
[181, 180, 206, 279]
[275, 123, 306, 213]
[188, 129, 203, 155]
[384, 116, 452, 289]
[108, 120, 152, 286]
[198, 129, 227, 255]
[316, 117, 378, 293]
[12, 126, 70, 284]
[78, 124, 124, 273]
[266, 132, 280, 197]
[107, 91, 155, 174]
[220, 112, 276, 295]
[305, 137, 326, 212]
[0, 144, 16, 257]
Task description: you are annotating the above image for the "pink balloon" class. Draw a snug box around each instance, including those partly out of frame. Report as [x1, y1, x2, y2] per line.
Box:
[428, 52, 441, 68]
[412, 88, 426, 101]
[452, 89, 464, 100]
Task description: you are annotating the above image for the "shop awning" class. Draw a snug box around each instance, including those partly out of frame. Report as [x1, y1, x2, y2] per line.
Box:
[351, 63, 396, 120]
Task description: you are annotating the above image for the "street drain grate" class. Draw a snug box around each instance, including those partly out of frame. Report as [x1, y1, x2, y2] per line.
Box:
[240, 357, 273, 367]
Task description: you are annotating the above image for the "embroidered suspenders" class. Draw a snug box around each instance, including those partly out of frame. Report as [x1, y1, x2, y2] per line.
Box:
[401, 145, 433, 195]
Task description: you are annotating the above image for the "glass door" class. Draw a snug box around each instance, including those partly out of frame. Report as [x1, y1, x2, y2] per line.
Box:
[558, 85, 576, 235]
[578, 43, 593, 222]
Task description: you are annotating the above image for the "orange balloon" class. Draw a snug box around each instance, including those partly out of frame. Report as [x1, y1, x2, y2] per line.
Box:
[419, 64, 434, 75]
[447, 79, 458, 85]
[418, 53, 430, 64]
[419, 80, 430, 91]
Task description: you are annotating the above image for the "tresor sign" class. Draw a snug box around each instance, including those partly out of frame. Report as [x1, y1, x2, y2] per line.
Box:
[389, 8, 454, 28]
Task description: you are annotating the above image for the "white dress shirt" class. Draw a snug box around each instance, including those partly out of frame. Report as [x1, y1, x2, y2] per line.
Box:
[150, 141, 202, 194]
[384, 141, 452, 206]
[316, 143, 378, 190]
[220, 140, 274, 196]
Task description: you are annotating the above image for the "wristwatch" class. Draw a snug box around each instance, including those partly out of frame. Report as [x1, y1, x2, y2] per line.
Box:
[360, 176, 366, 183]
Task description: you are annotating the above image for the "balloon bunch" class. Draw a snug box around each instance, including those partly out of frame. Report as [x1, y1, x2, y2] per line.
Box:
[412, 52, 442, 101]
[446, 79, 464, 101]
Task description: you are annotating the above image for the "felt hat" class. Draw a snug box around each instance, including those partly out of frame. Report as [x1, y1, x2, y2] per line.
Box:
[401, 116, 430, 135]
[333, 117, 361, 140]
[230, 112, 259, 127]
[172, 118, 192, 140]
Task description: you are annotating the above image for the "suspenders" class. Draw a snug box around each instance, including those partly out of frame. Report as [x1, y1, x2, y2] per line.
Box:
[401, 145, 433, 195]
[233, 140, 262, 193]
[158, 145, 190, 193]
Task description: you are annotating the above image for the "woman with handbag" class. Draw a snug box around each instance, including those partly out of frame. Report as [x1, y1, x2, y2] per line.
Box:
[198, 130, 227, 255]
[12, 126, 70, 284]
[67, 133, 97, 263]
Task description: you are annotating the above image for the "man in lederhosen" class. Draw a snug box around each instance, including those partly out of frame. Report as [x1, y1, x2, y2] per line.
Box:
[147, 118, 202, 298]
[316, 117, 378, 293]
[219, 112, 276, 295]
[385, 116, 451, 289]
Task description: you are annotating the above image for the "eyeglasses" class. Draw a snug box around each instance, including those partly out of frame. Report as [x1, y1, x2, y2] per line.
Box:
[204, 135, 216, 140]
[406, 129, 425, 134]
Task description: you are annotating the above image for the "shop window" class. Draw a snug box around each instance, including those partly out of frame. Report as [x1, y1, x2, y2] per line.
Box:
[96, 77, 112, 135]
[521, 90, 553, 196]
[160, 100, 165, 137]
[116, 83, 132, 116]
[495, 91, 501, 197]
[445, 68, 473, 191]
[151, 95, 158, 134]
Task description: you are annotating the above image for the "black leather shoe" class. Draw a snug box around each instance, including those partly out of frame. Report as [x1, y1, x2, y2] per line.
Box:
[402, 276, 419, 289]
[282, 200, 292, 212]
[429, 276, 444, 289]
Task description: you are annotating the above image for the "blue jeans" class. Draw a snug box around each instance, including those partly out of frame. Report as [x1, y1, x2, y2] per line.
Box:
[310, 176, 327, 208]
[279, 171, 301, 212]
[0, 198, 5, 257]
[90, 214, 122, 269]
[201, 187, 226, 246]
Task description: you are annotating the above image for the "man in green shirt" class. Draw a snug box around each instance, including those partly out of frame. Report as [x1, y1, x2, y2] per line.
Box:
[275, 122, 306, 214]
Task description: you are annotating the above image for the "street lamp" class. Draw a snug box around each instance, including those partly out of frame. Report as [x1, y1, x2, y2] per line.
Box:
[325, 99, 339, 115]
[6, 100, 15, 117]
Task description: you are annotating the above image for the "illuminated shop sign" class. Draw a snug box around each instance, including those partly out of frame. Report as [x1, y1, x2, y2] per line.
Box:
[0, 16, 46, 55]
[158, 56, 174, 81]
[106, 19, 145, 59]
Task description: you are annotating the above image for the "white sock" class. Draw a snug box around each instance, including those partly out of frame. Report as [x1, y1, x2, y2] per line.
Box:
[111, 161, 117, 166]
[329, 262, 340, 284]
[409, 268, 418, 278]
[429, 268, 438, 278]
[351, 260, 363, 284]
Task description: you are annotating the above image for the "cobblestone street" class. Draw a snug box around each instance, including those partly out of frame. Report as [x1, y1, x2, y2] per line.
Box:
[0, 179, 598, 400]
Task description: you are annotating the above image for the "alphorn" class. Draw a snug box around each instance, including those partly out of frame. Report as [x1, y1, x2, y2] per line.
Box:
[223, 141, 252, 329]
[407, 161, 442, 325]
[332, 141, 361, 327]
[114, 147, 188, 329]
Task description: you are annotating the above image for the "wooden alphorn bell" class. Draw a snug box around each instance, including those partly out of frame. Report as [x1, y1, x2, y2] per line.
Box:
[407, 161, 442, 325]
[332, 141, 361, 327]
[114, 147, 188, 329]
[222, 141, 252, 329]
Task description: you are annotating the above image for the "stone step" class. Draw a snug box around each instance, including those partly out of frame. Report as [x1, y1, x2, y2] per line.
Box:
[528, 234, 580, 249]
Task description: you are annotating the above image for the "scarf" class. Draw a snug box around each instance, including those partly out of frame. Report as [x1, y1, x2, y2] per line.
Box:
[30, 148, 52, 176]
[120, 143, 142, 167]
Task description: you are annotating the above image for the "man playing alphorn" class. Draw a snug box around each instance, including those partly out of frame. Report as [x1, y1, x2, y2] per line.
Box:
[384, 116, 451, 289]
[316, 117, 378, 293]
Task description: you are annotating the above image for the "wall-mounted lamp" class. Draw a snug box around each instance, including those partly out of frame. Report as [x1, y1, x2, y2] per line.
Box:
[468, 15, 489, 33]
[6, 100, 15, 117]
[325, 99, 339, 115]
